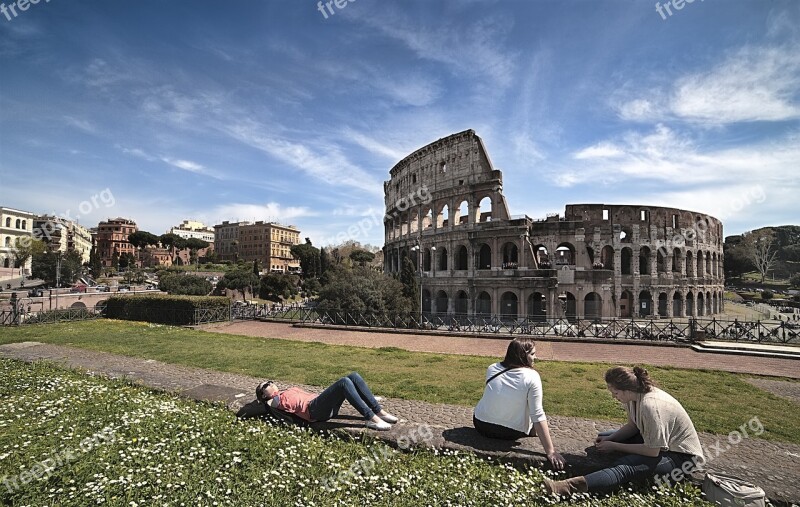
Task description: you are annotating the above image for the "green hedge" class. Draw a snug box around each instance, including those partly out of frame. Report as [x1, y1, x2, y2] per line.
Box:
[105, 295, 230, 325]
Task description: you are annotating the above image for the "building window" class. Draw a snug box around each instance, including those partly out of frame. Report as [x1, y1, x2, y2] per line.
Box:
[602, 209, 609, 221]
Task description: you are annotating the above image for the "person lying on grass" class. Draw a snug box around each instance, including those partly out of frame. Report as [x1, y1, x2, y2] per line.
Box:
[473, 337, 567, 471]
[544, 366, 704, 497]
[255, 372, 398, 431]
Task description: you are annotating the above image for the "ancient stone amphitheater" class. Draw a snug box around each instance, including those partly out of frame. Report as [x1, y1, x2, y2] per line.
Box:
[383, 130, 725, 321]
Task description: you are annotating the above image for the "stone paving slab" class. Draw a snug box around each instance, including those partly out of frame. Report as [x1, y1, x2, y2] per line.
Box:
[1, 342, 798, 504]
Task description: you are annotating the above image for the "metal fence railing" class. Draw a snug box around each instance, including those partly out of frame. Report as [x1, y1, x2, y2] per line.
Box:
[0, 304, 107, 326]
[231, 306, 799, 345]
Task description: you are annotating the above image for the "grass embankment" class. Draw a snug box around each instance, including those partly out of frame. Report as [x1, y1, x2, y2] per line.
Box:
[1, 320, 798, 445]
[0, 359, 710, 506]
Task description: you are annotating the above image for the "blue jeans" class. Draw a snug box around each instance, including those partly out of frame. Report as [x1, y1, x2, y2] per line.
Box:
[308, 372, 382, 422]
[585, 432, 696, 491]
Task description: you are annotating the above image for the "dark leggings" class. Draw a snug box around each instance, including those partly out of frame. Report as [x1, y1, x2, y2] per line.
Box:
[585, 432, 696, 491]
[473, 415, 534, 440]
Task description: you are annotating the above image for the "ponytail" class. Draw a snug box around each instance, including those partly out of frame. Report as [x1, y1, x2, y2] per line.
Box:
[605, 366, 654, 393]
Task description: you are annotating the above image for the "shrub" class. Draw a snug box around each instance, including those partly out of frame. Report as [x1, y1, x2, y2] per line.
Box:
[761, 289, 774, 300]
[790, 273, 800, 288]
[158, 272, 213, 295]
[105, 294, 229, 325]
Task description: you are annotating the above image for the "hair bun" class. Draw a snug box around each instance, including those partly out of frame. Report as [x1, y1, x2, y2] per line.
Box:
[633, 366, 647, 379]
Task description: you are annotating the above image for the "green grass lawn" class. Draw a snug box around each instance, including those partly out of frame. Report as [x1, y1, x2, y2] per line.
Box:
[1, 320, 798, 445]
[0, 359, 711, 506]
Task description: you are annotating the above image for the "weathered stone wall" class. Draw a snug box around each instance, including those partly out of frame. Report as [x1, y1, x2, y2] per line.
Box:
[383, 131, 725, 320]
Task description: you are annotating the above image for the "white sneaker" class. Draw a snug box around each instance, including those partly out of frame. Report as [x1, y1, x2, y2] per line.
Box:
[366, 419, 392, 431]
[379, 413, 398, 424]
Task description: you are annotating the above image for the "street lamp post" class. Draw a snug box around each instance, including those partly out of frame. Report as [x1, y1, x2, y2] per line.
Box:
[558, 292, 568, 321]
[411, 244, 422, 321]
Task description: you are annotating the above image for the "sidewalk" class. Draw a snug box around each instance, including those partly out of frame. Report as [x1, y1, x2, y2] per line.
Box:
[1, 341, 797, 504]
[203, 321, 800, 379]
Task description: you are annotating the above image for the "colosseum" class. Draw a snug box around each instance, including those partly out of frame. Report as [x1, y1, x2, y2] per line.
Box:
[383, 130, 725, 321]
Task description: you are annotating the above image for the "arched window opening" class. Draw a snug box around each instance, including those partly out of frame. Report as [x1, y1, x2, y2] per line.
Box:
[621, 248, 633, 275]
[477, 196, 492, 222]
[477, 244, 492, 270]
[476, 291, 492, 317]
[639, 246, 651, 275]
[500, 292, 518, 320]
[502, 242, 518, 269]
[555, 243, 575, 266]
[527, 293, 546, 322]
[455, 245, 468, 271]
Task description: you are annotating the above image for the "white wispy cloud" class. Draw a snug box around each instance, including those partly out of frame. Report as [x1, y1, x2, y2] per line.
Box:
[209, 202, 317, 223]
[224, 120, 383, 196]
[342, 128, 407, 161]
[618, 44, 800, 124]
[63, 116, 98, 134]
[351, 6, 517, 88]
[561, 125, 800, 188]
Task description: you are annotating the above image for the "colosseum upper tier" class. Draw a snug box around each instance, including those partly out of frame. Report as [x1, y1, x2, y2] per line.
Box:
[383, 130, 725, 321]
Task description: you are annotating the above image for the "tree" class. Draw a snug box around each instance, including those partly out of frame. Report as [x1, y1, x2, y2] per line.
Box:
[742, 231, 779, 283]
[791, 273, 800, 288]
[10, 237, 46, 279]
[31, 249, 82, 287]
[290, 239, 320, 279]
[185, 238, 210, 268]
[159, 233, 183, 263]
[319, 247, 330, 279]
[128, 231, 160, 267]
[761, 290, 773, 300]
[158, 272, 212, 295]
[316, 264, 412, 315]
[253, 260, 260, 276]
[399, 257, 420, 314]
[259, 273, 299, 301]
[217, 266, 260, 300]
[349, 249, 375, 267]
[88, 246, 102, 278]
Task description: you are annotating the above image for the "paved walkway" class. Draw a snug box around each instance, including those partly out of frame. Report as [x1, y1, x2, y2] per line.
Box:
[202, 321, 800, 379]
[1, 341, 798, 504]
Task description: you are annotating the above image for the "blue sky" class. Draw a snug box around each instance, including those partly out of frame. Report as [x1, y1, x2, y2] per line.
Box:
[1, 0, 798, 248]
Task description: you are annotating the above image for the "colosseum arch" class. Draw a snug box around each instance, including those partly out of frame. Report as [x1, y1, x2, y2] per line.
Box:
[584, 292, 602, 320]
[455, 200, 469, 226]
[383, 130, 724, 320]
[455, 290, 468, 314]
[477, 244, 492, 270]
[435, 290, 449, 315]
[476, 196, 493, 223]
[500, 291, 519, 320]
[437, 203, 449, 228]
[422, 289, 432, 314]
[438, 247, 448, 271]
[639, 290, 653, 317]
[476, 291, 492, 316]
[502, 242, 519, 268]
[455, 245, 468, 270]
[528, 292, 546, 322]
[639, 246, 652, 275]
[555, 243, 575, 266]
[600, 245, 614, 270]
[672, 248, 682, 273]
[672, 291, 682, 317]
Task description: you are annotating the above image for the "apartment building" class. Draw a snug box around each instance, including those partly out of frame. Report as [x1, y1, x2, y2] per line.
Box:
[95, 217, 138, 267]
[213, 221, 249, 262]
[168, 219, 215, 243]
[0, 206, 35, 275]
[32, 215, 93, 264]
[239, 221, 301, 273]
